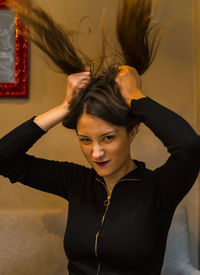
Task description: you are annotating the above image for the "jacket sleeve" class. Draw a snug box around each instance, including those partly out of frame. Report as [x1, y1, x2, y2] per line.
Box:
[131, 97, 200, 208]
[0, 117, 91, 201]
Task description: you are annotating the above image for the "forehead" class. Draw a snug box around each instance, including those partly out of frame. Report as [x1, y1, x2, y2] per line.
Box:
[77, 113, 122, 136]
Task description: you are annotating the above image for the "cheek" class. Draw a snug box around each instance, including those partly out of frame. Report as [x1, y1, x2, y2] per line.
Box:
[80, 145, 91, 160]
[109, 139, 130, 157]
[119, 143, 130, 157]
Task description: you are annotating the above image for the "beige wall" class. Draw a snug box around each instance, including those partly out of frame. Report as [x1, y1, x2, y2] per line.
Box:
[193, 0, 200, 268]
[193, 0, 200, 135]
[0, 0, 199, 269]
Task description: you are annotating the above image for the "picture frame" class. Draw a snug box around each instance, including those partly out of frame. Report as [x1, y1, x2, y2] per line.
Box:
[0, 0, 29, 97]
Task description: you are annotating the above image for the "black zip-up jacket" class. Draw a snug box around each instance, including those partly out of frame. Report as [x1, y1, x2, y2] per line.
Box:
[0, 97, 200, 275]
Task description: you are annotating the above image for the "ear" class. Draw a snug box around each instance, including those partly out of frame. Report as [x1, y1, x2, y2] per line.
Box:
[129, 123, 140, 142]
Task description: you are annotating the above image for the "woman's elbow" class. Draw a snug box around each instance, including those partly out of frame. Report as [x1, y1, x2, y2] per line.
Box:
[184, 135, 200, 164]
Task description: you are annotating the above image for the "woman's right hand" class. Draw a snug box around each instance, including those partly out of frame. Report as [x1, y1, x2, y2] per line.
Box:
[64, 70, 91, 106]
[115, 65, 146, 107]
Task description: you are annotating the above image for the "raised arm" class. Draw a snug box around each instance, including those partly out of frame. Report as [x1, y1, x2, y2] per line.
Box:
[0, 71, 91, 200]
[116, 65, 200, 208]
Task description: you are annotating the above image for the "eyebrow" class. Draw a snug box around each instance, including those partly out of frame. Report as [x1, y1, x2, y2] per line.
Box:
[77, 130, 118, 138]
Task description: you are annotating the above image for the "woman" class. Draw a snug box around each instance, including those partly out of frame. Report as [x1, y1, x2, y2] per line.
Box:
[1, 0, 200, 274]
[0, 65, 200, 274]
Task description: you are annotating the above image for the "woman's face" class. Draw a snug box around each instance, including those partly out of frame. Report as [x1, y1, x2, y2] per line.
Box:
[76, 112, 138, 183]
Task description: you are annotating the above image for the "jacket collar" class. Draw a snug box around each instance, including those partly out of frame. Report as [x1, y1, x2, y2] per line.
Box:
[94, 159, 146, 184]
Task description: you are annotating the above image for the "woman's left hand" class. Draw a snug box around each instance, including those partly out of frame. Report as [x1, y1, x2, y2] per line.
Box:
[115, 65, 146, 107]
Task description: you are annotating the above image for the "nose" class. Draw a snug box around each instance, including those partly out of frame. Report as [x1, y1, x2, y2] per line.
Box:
[92, 143, 104, 159]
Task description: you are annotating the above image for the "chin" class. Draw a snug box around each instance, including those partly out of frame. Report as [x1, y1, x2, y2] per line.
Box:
[96, 172, 109, 177]
[94, 168, 113, 178]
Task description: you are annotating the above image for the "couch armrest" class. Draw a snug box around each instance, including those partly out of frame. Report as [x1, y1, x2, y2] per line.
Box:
[161, 207, 200, 275]
[178, 263, 200, 275]
[0, 208, 68, 274]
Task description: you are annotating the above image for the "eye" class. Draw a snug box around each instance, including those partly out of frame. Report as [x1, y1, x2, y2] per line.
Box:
[79, 138, 91, 145]
[103, 135, 115, 143]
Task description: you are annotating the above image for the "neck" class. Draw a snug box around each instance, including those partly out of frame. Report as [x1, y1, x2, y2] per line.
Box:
[104, 158, 137, 193]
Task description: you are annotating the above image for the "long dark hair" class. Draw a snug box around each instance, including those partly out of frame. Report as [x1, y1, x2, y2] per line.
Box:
[7, 0, 161, 130]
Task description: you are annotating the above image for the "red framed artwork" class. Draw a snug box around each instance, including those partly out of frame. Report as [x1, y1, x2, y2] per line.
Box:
[0, 0, 29, 97]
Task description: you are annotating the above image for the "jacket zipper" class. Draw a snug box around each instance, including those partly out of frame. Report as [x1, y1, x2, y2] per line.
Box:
[95, 178, 111, 275]
[94, 177, 141, 274]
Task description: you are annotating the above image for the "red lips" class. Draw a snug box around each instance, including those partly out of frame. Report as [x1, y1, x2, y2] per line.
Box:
[95, 161, 109, 166]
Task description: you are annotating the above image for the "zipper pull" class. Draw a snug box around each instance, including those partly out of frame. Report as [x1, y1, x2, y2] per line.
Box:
[104, 195, 111, 207]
